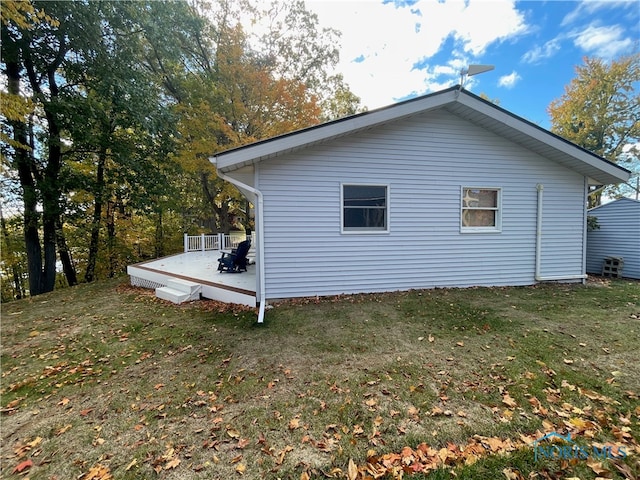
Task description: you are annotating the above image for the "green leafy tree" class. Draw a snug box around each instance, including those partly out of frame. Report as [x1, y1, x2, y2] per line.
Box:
[1, 0, 67, 295]
[59, 2, 188, 281]
[254, 0, 362, 120]
[2, 0, 364, 296]
[171, 0, 362, 234]
[548, 55, 640, 205]
[2, 1, 200, 290]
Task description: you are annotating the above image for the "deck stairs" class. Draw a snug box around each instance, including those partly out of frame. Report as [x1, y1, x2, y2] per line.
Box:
[155, 278, 202, 304]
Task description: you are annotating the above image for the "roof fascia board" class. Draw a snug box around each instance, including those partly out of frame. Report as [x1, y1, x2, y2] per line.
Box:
[214, 88, 459, 172]
[456, 91, 630, 184]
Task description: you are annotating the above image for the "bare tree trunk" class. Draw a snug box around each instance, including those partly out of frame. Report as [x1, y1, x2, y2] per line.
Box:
[6, 60, 44, 295]
[85, 147, 107, 282]
[155, 209, 164, 258]
[40, 106, 62, 293]
[55, 216, 77, 286]
[107, 201, 116, 278]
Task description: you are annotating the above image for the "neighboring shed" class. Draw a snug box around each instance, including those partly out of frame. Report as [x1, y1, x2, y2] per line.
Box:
[586, 198, 640, 279]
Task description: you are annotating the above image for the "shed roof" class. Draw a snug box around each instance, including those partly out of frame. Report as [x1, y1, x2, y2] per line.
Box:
[588, 197, 640, 212]
[212, 86, 630, 186]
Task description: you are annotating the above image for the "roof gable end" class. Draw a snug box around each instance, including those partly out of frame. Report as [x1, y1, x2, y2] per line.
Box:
[212, 87, 630, 185]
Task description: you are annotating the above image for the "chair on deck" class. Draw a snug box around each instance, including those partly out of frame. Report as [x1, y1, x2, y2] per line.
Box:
[217, 239, 251, 273]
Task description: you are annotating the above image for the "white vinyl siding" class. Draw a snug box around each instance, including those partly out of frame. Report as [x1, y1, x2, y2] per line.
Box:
[586, 199, 640, 279]
[256, 109, 587, 300]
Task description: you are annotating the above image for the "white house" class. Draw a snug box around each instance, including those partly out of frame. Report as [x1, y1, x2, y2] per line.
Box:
[211, 87, 630, 322]
[586, 198, 640, 279]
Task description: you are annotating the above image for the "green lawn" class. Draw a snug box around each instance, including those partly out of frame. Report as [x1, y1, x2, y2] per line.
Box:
[1, 277, 639, 479]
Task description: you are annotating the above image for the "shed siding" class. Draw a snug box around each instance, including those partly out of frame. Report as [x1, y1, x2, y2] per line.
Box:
[257, 110, 586, 299]
[586, 199, 640, 279]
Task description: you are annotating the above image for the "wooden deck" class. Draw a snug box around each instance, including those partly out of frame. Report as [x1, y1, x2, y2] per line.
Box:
[127, 251, 256, 307]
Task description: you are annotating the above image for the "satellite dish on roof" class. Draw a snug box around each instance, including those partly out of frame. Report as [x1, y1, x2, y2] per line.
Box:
[459, 64, 495, 91]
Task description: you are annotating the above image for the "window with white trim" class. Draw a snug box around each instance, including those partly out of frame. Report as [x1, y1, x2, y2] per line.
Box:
[342, 184, 388, 233]
[461, 187, 501, 232]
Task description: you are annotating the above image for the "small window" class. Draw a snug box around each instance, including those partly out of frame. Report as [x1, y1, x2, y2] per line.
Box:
[461, 187, 501, 232]
[342, 184, 388, 233]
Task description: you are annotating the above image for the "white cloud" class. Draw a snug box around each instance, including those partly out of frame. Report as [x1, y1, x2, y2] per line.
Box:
[498, 71, 521, 88]
[571, 24, 634, 59]
[307, 0, 528, 108]
[521, 37, 562, 64]
[561, 1, 632, 27]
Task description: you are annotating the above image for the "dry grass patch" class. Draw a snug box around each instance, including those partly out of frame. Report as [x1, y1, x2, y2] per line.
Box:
[1, 277, 639, 479]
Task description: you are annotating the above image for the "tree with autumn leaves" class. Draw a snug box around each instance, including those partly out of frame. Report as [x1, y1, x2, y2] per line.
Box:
[1, 0, 361, 299]
[548, 54, 640, 206]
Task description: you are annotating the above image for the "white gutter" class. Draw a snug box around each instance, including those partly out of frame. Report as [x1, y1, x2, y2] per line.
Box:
[210, 158, 266, 323]
[535, 183, 587, 282]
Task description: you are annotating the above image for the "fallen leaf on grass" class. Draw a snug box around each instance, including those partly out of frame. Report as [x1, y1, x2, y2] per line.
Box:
[502, 393, 517, 408]
[125, 458, 137, 471]
[612, 460, 635, 479]
[276, 445, 293, 465]
[586, 459, 611, 476]
[235, 463, 246, 474]
[431, 406, 444, 416]
[4, 398, 21, 411]
[56, 424, 72, 436]
[81, 464, 112, 480]
[164, 458, 180, 470]
[502, 467, 524, 479]
[288, 417, 301, 430]
[347, 458, 358, 480]
[236, 438, 250, 449]
[14, 436, 42, 457]
[12, 459, 33, 473]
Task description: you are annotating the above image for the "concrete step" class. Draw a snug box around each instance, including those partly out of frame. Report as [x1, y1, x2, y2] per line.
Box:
[155, 286, 192, 304]
[166, 278, 201, 296]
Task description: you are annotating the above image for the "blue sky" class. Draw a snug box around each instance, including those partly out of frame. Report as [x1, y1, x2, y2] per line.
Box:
[306, 0, 639, 128]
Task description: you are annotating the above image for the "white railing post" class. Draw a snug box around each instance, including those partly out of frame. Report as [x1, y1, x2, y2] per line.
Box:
[201, 233, 205, 252]
[184, 233, 188, 252]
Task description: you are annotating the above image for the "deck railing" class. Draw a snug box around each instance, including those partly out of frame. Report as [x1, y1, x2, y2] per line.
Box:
[184, 232, 255, 252]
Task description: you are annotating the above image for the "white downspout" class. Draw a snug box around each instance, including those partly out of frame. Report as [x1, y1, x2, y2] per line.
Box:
[535, 183, 587, 282]
[210, 160, 266, 324]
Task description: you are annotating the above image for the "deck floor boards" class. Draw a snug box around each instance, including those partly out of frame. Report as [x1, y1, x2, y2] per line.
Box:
[129, 251, 256, 297]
